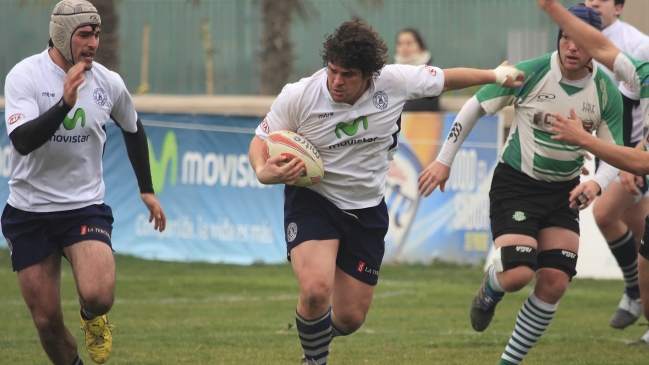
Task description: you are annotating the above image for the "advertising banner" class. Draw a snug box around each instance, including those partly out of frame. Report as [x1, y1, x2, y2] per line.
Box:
[0, 112, 287, 265]
[384, 112, 501, 264]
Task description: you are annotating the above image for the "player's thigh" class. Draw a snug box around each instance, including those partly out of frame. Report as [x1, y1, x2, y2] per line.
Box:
[535, 226, 579, 297]
[593, 180, 635, 224]
[17, 251, 64, 321]
[331, 267, 375, 320]
[290, 239, 339, 294]
[63, 240, 116, 299]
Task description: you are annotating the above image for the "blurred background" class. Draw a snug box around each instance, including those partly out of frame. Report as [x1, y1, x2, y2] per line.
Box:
[1, 0, 648, 271]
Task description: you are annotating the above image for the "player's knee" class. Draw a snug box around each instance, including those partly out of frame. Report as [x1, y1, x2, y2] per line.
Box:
[534, 249, 578, 301]
[300, 281, 333, 311]
[593, 204, 615, 230]
[79, 290, 114, 315]
[494, 245, 537, 291]
[334, 310, 366, 333]
[31, 309, 64, 333]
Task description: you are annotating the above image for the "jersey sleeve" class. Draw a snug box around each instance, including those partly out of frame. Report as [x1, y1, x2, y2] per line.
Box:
[596, 78, 624, 146]
[255, 86, 299, 139]
[618, 46, 649, 100]
[477, 54, 552, 116]
[109, 72, 138, 133]
[4, 67, 40, 135]
[614, 53, 649, 101]
[390, 64, 445, 100]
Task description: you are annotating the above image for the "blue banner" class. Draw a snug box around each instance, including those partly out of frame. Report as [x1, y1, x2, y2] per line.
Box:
[0, 111, 287, 264]
[0, 110, 499, 266]
[384, 112, 500, 264]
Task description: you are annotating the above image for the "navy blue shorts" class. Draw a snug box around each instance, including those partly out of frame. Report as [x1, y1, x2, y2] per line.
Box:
[284, 186, 389, 286]
[1, 204, 114, 272]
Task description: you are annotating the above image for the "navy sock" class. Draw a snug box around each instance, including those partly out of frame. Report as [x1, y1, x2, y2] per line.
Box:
[296, 308, 332, 365]
[608, 230, 639, 295]
[70, 355, 84, 365]
[331, 320, 350, 338]
[80, 308, 98, 320]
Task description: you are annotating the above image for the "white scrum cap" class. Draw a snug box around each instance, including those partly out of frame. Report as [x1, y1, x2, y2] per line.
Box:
[50, 0, 101, 65]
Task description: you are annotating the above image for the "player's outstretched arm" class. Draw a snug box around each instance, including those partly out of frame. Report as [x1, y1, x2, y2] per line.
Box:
[441, 62, 524, 92]
[538, 0, 620, 70]
[418, 96, 486, 196]
[549, 109, 649, 175]
[249, 136, 305, 185]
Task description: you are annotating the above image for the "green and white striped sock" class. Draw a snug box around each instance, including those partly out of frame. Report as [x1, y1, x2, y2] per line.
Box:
[499, 291, 558, 365]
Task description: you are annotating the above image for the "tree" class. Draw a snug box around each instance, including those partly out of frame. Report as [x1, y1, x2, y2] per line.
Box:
[258, 0, 383, 95]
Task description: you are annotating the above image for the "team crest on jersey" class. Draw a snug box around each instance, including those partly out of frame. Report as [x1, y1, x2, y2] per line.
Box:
[287, 222, 298, 242]
[93, 88, 108, 107]
[373, 91, 388, 111]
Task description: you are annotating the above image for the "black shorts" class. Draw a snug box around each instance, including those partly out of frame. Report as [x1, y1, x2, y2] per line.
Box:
[284, 186, 389, 286]
[489, 163, 580, 240]
[1, 204, 114, 272]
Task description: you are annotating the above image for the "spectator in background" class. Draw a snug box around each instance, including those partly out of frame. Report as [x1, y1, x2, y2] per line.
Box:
[395, 28, 440, 111]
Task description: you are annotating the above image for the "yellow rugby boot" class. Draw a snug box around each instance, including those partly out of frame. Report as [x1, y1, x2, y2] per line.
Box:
[80, 312, 115, 364]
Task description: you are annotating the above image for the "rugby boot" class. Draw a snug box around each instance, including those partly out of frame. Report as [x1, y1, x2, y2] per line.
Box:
[470, 266, 504, 332]
[609, 292, 642, 329]
[627, 328, 649, 345]
[80, 311, 115, 364]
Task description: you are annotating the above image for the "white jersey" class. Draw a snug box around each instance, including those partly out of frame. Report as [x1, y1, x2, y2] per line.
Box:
[4, 49, 138, 212]
[255, 64, 445, 209]
[614, 53, 649, 151]
[599, 20, 649, 143]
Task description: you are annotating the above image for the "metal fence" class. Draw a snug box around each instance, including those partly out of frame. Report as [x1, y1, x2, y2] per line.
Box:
[1, 0, 575, 95]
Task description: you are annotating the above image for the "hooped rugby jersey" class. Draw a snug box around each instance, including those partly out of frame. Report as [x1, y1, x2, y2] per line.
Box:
[255, 64, 444, 210]
[476, 51, 623, 182]
[598, 20, 649, 143]
[4, 49, 138, 212]
[614, 53, 649, 151]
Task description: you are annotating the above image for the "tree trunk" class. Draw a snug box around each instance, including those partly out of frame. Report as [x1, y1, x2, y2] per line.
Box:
[259, 0, 300, 95]
[93, 0, 120, 72]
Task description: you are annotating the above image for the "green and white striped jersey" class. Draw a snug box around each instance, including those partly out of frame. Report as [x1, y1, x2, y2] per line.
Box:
[476, 51, 623, 182]
[614, 53, 649, 151]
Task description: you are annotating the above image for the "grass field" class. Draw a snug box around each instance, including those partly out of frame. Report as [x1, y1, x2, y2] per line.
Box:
[1, 250, 648, 365]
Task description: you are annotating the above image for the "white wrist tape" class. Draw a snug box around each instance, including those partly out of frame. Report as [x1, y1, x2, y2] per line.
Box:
[492, 65, 522, 86]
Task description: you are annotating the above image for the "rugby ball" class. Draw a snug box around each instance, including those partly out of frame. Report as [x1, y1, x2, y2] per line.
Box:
[263, 130, 324, 187]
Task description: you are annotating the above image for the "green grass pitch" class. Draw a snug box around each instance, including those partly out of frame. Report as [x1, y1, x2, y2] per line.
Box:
[0, 251, 647, 364]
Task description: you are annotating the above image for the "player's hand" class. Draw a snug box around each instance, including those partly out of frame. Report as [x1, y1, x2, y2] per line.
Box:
[493, 61, 525, 88]
[63, 62, 85, 107]
[549, 108, 588, 145]
[569, 180, 600, 210]
[620, 170, 642, 195]
[536, 0, 558, 11]
[418, 161, 451, 197]
[256, 155, 305, 185]
[141, 193, 166, 232]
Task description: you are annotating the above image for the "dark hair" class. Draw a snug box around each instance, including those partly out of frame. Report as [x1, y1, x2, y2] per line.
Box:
[396, 28, 427, 51]
[615, 0, 625, 6]
[320, 20, 388, 78]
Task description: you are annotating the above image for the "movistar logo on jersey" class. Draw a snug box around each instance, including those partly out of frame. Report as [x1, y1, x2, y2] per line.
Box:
[60, 108, 86, 130]
[335, 116, 368, 138]
[148, 131, 178, 193]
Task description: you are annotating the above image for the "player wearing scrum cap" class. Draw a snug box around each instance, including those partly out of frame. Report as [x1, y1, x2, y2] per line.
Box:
[583, 0, 649, 330]
[2, 1, 166, 364]
[418, 5, 623, 364]
[538, 0, 649, 347]
[248, 19, 524, 365]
